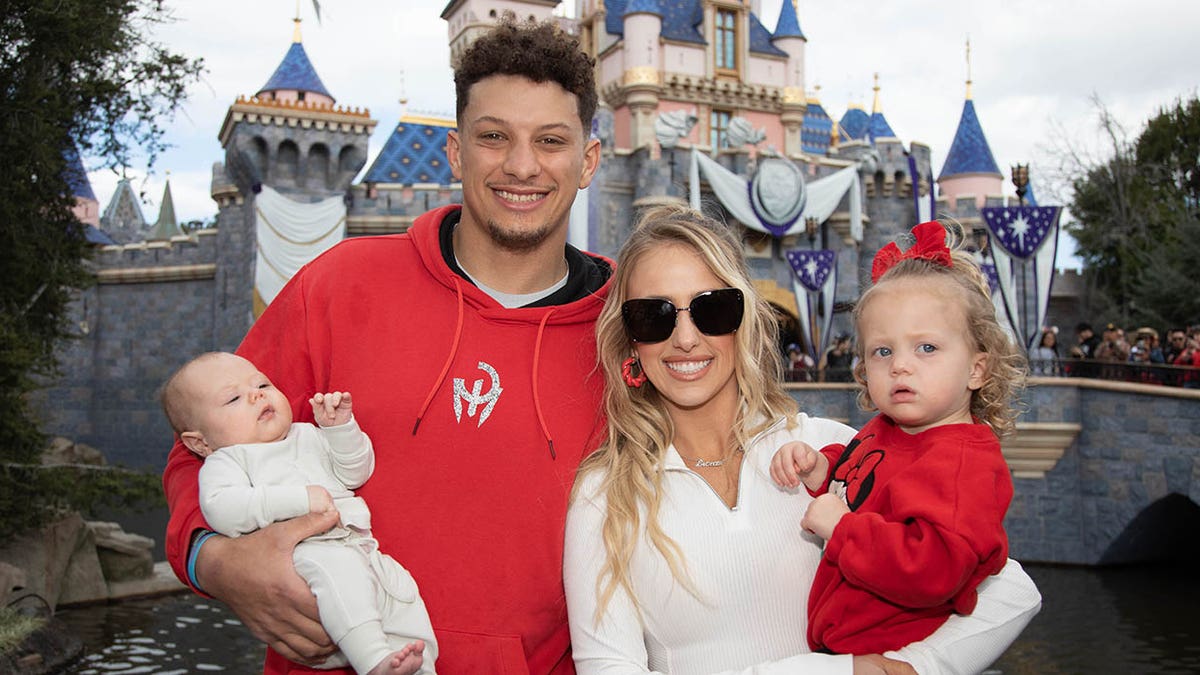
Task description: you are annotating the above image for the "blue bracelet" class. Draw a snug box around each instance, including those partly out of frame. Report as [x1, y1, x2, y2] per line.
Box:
[186, 530, 218, 592]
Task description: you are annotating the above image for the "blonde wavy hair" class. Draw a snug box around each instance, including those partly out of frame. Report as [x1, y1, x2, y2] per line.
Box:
[852, 221, 1027, 437]
[572, 204, 798, 620]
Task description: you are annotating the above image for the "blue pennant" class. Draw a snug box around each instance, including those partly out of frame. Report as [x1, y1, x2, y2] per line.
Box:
[981, 206, 1061, 259]
[981, 262, 999, 294]
[785, 249, 836, 293]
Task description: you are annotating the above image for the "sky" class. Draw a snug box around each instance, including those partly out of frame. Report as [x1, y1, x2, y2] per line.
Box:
[86, 0, 1200, 269]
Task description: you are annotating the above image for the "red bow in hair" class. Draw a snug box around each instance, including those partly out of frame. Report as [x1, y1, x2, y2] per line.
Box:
[871, 220, 953, 283]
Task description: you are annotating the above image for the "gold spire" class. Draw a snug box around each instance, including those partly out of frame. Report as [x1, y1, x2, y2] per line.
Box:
[872, 72, 882, 113]
[293, 1, 302, 43]
[965, 36, 973, 100]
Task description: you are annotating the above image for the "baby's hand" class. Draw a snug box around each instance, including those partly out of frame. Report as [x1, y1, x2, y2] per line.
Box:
[769, 441, 827, 490]
[801, 493, 849, 541]
[306, 485, 335, 515]
[310, 391, 352, 427]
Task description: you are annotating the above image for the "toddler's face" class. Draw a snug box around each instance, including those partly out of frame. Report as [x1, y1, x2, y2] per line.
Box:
[181, 353, 293, 455]
[857, 278, 987, 434]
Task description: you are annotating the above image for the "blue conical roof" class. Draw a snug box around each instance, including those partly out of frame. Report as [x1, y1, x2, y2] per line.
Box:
[63, 145, 96, 201]
[258, 40, 333, 101]
[839, 106, 870, 141]
[938, 99, 1001, 179]
[773, 0, 804, 39]
[802, 98, 833, 155]
[869, 111, 896, 140]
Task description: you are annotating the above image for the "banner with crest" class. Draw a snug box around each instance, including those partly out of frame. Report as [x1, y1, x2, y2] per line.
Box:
[785, 249, 838, 362]
[688, 149, 863, 242]
[980, 205, 1062, 349]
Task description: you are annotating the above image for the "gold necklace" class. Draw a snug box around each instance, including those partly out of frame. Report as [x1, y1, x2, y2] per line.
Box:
[676, 446, 742, 468]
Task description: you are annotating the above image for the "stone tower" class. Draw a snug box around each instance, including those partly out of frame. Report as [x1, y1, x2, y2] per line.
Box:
[210, 16, 376, 346]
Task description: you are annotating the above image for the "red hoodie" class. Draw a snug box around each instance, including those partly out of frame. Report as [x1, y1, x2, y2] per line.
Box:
[164, 205, 612, 674]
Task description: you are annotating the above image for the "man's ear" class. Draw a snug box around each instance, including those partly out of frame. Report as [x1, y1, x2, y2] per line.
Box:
[446, 130, 463, 181]
[578, 137, 602, 189]
[180, 431, 213, 458]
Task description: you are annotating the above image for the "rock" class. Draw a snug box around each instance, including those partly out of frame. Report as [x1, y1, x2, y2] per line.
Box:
[0, 513, 107, 610]
[88, 521, 154, 582]
[0, 617, 84, 674]
[40, 436, 106, 466]
[0, 561, 27, 608]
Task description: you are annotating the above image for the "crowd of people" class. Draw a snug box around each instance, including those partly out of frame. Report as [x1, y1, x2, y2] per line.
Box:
[787, 320, 1200, 389]
[1032, 322, 1200, 386]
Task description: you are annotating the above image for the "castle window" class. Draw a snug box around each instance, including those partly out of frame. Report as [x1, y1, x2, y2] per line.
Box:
[710, 109, 732, 150]
[715, 9, 737, 72]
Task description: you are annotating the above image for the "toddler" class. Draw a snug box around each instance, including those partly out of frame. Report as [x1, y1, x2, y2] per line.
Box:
[770, 220, 1025, 654]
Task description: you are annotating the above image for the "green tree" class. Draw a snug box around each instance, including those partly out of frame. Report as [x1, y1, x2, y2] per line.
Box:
[1064, 96, 1200, 328]
[0, 0, 203, 538]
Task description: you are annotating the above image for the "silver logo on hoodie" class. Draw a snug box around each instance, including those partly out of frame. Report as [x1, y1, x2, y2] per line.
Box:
[453, 361, 503, 426]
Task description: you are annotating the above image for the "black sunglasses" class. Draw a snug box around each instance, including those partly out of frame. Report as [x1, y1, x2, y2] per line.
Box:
[621, 288, 744, 343]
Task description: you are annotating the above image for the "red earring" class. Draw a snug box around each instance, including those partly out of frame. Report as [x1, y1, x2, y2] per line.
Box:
[622, 356, 648, 388]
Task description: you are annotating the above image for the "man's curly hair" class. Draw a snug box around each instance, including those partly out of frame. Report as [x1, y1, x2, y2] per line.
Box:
[455, 17, 597, 131]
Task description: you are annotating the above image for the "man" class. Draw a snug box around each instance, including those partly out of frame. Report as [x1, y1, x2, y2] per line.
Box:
[1073, 322, 1100, 359]
[1164, 327, 1187, 365]
[163, 19, 606, 674]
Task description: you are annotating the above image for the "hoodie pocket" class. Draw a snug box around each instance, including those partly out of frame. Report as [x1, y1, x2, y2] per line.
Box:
[432, 629, 529, 675]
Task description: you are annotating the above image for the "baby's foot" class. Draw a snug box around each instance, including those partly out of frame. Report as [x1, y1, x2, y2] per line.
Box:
[366, 641, 425, 675]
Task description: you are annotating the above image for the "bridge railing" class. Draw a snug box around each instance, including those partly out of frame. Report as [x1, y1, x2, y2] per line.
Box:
[1031, 358, 1199, 388]
[784, 360, 1200, 388]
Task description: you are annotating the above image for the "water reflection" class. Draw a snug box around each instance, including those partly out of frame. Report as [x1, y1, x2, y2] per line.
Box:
[57, 595, 264, 673]
[54, 563, 1200, 673]
[991, 562, 1200, 674]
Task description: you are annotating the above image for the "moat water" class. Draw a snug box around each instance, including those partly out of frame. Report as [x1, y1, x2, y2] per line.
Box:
[53, 562, 1200, 673]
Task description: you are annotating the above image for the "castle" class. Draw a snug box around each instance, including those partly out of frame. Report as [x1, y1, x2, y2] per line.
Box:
[39, 0, 1071, 469]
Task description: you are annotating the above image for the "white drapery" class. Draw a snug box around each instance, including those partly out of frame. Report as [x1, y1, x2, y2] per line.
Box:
[255, 186, 347, 311]
[688, 149, 864, 242]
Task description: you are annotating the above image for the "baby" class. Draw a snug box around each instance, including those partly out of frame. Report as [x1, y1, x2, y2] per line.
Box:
[771, 220, 1023, 654]
[161, 351, 437, 675]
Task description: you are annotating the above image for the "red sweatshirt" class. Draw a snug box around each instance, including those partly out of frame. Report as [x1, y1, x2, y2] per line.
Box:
[164, 205, 611, 674]
[807, 415, 1013, 655]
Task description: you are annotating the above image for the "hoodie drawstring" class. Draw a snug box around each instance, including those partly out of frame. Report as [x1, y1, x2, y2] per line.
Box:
[531, 309, 556, 459]
[413, 277, 466, 435]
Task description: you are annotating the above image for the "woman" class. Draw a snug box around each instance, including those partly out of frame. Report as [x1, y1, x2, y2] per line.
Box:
[1030, 329, 1059, 375]
[564, 205, 1041, 674]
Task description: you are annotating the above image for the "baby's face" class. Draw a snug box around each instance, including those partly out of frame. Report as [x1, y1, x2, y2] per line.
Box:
[181, 353, 293, 454]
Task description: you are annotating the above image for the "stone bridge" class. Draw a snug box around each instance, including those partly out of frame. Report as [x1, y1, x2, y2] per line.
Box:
[787, 377, 1200, 565]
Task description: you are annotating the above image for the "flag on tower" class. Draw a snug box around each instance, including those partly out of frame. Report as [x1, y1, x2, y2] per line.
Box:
[785, 249, 838, 362]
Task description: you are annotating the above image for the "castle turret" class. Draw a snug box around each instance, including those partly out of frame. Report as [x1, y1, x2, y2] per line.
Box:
[936, 42, 1003, 210]
[441, 0, 564, 68]
[256, 18, 335, 107]
[868, 73, 898, 141]
[839, 103, 870, 142]
[773, 0, 808, 156]
[146, 179, 184, 241]
[801, 88, 834, 156]
[217, 17, 375, 198]
[212, 16, 377, 341]
[622, 0, 664, 149]
[65, 145, 100, 229]
[100, 177, 147, 244]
